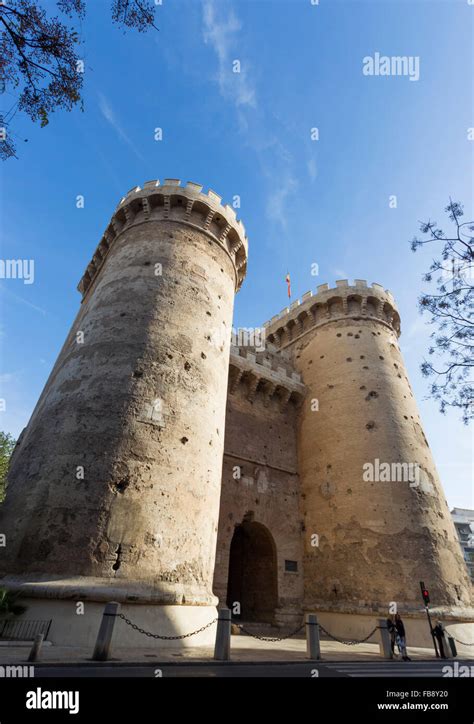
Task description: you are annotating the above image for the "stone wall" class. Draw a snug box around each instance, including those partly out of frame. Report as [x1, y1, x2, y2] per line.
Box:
[1, 180, 248, 619]
[213, 346, 305, 625]
[263, 280, 473, 619]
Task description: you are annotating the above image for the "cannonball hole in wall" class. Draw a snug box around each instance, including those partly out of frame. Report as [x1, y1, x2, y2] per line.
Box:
[365, 391, 379, 401]
[112, 544, 122, 572]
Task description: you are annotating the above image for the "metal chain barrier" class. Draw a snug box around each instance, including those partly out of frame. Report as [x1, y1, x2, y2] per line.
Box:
[319, 624, 378, 646]
[233, 621, 305, 642]
[453, 637, 474, 646]
[117, 613, 217, 641]
[117, 611, 380, 646]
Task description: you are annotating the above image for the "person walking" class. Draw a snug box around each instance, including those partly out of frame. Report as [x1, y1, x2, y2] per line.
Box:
[386, 615, 397, 656]
[433, 621, 448, 659]
[394, 613, 411, 661]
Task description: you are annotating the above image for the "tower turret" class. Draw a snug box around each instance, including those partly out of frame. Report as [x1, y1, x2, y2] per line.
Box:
[264, 279, 472, 636]
[0, 179, 248, 647]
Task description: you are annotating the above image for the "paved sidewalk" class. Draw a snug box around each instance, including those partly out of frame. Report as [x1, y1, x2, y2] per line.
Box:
[0, 635, 450, 665]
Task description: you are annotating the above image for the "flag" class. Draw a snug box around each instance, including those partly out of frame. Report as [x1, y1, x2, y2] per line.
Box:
[285, 273, 291, 298]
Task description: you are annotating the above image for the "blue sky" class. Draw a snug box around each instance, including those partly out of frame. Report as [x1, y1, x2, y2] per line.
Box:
[1, 0, 472, 507]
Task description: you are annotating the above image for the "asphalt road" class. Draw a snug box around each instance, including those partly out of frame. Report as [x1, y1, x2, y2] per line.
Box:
[32, 659, 473, 678]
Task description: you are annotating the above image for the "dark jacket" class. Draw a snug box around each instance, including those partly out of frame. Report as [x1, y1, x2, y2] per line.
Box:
[395, 619, 406, 637]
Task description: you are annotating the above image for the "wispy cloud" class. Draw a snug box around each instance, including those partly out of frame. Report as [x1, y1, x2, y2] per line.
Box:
[0, 286, 47, 315]
[265, 175, 298, 232]
[202, 0, 257, 109]
[202, 0, 301, 238]
[307, 158, 317, 182]
[97, 93, 145, 161]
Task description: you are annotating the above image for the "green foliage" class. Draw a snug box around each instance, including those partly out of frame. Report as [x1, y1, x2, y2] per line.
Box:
[411, 200, 474, 424]
[0, 1, 159, 159]
[0, 431, 16, 502]
[0, 587, 27, 617]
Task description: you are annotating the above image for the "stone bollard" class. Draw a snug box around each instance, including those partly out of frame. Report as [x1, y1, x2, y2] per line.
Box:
[306, 613, 321, 660]
[214, 608, 231, 661]
[377, 618, 393, 659]
[92, 601, 120, 661]
[27, 633, 44, 663]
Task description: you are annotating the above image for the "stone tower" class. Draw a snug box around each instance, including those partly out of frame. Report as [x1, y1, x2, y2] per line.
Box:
[0, 179, 247, 647]
[265, 280, 472, 633]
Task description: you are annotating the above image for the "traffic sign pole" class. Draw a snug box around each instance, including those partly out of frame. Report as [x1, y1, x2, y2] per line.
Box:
[420, 580, 439, 658]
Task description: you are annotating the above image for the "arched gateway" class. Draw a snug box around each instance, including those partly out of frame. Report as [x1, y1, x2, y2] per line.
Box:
[226, 520, 278, 623]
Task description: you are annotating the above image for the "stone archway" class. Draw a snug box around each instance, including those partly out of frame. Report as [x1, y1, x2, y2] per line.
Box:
[226, 519, 278, 623]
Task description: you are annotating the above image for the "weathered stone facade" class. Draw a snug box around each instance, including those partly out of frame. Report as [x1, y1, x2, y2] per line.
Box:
[213, 280, 473, 641]
[214, 345, 305, 627]
[0, 180, 247, 646]
[0, 180, 472, 649]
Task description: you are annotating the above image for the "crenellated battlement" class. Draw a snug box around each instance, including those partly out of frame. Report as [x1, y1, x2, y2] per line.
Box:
[262, 279, 401, 349]
[229, 345, 306, 410]
[231, 343, 302, 382]
[78, 179, 249, 298]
